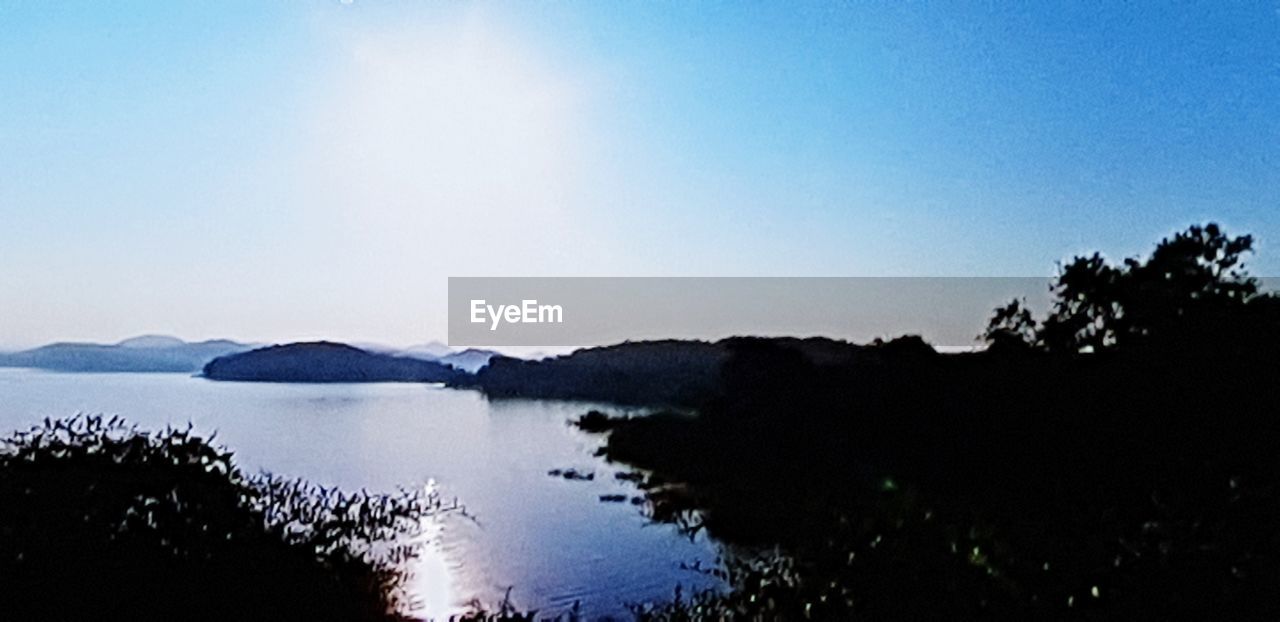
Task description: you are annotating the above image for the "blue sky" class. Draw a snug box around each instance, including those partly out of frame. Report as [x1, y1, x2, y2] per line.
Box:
[1, 1, 1277, 348]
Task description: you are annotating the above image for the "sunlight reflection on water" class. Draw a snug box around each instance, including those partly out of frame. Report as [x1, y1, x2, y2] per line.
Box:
[409, 478, 459, 621]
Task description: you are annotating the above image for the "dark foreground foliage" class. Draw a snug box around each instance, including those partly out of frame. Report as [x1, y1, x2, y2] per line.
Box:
[0, 416, 437, 621]
[597, 224, 1280, 620]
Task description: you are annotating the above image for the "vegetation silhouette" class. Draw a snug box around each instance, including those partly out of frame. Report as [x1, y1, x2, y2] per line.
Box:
[0, 415, 442, 621]
[595, 223, 1280, 619]
[985, 223, 1263, 352]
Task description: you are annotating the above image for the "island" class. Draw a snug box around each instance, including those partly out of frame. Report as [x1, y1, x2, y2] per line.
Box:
[201, 341, 466, 383]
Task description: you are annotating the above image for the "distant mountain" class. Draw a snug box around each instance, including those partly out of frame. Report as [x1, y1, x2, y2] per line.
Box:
[116, 334, 188, 349]
[438, 348, 500, 373]
[398, 341, 454, 360]
[350, 342, 400, 355]
[202, 342, 467, 383]
[393, 342, 499, 371]
[0, 337, 253, 373]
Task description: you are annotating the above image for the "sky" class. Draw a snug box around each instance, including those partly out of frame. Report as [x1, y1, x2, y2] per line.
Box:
[1, 1, 1278, 349]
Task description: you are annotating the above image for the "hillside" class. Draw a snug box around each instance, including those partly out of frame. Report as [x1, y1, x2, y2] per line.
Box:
[202, 342, 466, 383]
[456, 337, 885, 407]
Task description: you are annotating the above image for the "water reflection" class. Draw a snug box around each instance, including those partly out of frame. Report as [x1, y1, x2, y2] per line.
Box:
[409, 478, 459, 621]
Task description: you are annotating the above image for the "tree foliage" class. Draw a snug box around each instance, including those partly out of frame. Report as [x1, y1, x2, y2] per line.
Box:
[983, 223, 1261, 351]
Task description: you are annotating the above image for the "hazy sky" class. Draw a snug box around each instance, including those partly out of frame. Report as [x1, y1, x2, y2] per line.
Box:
[2, 1, 1278, 349]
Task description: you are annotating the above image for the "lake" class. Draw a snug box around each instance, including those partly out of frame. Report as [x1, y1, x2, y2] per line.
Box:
[0, 368, 723, 620]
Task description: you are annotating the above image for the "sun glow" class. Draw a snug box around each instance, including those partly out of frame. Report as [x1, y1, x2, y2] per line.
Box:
[304, 11, 590, 256]
[286, 8, 612, 342]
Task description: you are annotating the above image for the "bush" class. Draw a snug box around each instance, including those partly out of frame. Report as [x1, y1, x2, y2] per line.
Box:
[0, 415, 440, 621]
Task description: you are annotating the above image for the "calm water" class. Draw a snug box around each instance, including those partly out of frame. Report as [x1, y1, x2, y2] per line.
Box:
[0, 369, 723, 620]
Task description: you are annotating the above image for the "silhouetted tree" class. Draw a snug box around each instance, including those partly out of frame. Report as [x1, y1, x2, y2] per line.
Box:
[986, 223, 1259, 352]
[981, 298, 1038, 351]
